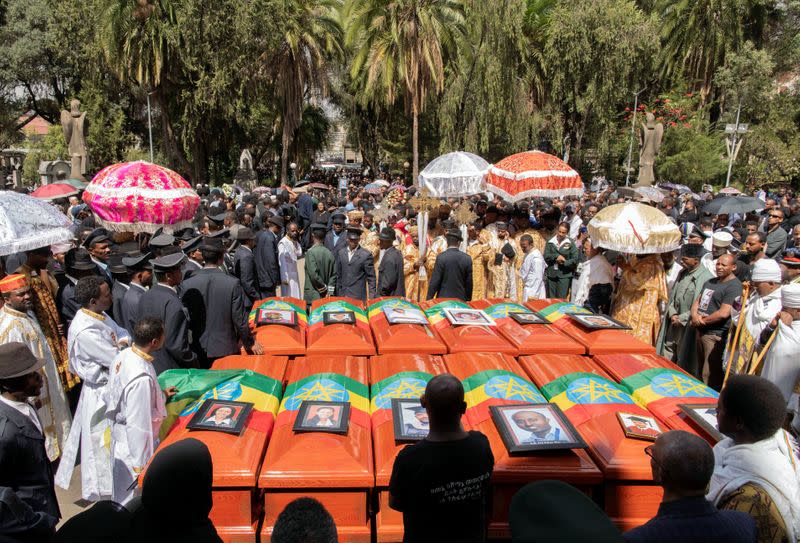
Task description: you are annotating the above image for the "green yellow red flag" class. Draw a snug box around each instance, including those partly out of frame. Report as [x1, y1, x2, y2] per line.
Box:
[276, 372, 370, 428]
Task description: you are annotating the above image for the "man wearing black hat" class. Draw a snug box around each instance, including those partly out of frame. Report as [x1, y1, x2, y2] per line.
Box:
[303, 224, 336, 304]
[181, 236, 204, 281]
[233, 228, 260, 308]
[182, 238, 261, 368]
[254, 215, 282, 298]
[426, 229, 473, 301]
[119, 252, 153, 335]
[84, 229, 113, 283]
[656, 244, 713, 364]
[57, 248, 100, 330]
[136, 249, 198, 373]
[148, 231, 176, 257]
[108, 254, 131, 324]
[377, 227, 405, 297]
[0, 342, 61, 535]
[324, 213, 347, 255]
[335, 226, 376, 303]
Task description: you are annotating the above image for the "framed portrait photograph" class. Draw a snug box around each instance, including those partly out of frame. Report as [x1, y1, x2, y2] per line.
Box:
[510, 312, 548, 325]
[384, 306, 429, 325]
[323, 311, 356, 325]
[256, 308, 296, 326]
[443, 308, 496, 327]
[489, 403, 587, 454]
[391, 398, 429, 442]
[293, 401, 351, 435]
[617, 412, 663, 441]
[568, 313, 631, 330]
[186, 399, 253, 436]
[679, 403, 724, 442]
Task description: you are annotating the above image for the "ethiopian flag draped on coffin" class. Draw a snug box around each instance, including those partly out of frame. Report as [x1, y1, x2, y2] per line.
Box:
[308, 299, 370, 332]
[535, 301, 591, 326]
[276, 372, 370, 428]
[157, 368, 283, 439]
[593, 354, 718, 419]
[482, 302, 531, 320]
[463, 369, 546, 424]
[248, 298, 308, 329]
[370, 371, 432, 427]
[423, 300, 471, 331]
[367, 297, 428, 321]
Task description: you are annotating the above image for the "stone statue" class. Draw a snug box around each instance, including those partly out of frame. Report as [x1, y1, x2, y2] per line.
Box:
[635, 112, 663, 187]
[60, 99, 89, 180]
[234, 148, 257, 188]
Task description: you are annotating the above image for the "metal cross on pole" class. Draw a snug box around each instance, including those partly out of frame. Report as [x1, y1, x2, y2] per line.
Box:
[724, 101, 748, 188]
[625, 88, 646, 187]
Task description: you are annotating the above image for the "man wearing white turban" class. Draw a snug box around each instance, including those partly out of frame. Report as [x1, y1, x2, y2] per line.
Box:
[759, 283, 800, 432]
[728, 258, 783, 374]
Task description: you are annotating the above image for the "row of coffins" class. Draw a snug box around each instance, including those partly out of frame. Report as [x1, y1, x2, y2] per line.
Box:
[248, 296, 657, 357]
[151, 346, 720, 543]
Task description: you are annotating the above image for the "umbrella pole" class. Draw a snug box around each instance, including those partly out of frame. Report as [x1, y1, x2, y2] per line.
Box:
[723, 282, 749, 387]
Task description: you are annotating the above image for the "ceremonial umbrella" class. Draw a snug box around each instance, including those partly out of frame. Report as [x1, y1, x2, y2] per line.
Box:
[251, 186, 272, 196]
[363, 183, 383, 195]
[82, 161, 200, 234]
[59, 178, 89, 190]
[719, 187, 742, 195]
[486, 150, 583, 201]
[0, 191, 74, 256]
[372, 179, 390, 187]
[658, 182, 692, 194]
[307, 182, 331, 190]
[703, 196, 764, 216]
[634, 186, 665, 203]
[31, 183, 79, 200]
[587, 202, 681, 254]
[419, 151, 489, 197]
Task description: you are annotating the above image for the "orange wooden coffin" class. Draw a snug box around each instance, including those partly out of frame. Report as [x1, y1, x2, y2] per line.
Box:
[249, 297, 308, 355]
[469, 299, 585, 355]
[420, 298, 518, 354]
[593, 353, 719, 439]
[154, 354, 287, 543]
[370, 353, 449, 542]
[367, 297, 447, 355]
[259, 355, 373, 543]
[306, 297, 376, 356]
[518, 354, 661, 531]
[444, 352, 603, 539]
[525, 299, 656, 355]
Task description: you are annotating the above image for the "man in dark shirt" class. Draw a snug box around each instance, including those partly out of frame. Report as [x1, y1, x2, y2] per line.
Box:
[426, 229, 473, 301]
[691, 254, 742, 390]
[624, 430, 756, 543]
[389, 374, 494, 543]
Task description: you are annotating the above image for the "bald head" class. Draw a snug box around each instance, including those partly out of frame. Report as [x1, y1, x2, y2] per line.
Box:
[651, 430, 714, 495]
[421, 374, 466, 425]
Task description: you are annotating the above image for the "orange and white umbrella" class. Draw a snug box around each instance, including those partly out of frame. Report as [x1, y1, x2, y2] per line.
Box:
[486, 150, 583, 201]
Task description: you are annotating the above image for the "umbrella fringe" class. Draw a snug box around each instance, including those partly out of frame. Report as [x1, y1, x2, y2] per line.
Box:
[592, 239, 681, 255]
[93, 217, 195, 235]
[484, 185, 584, 202]
[0, 228, 74, 257]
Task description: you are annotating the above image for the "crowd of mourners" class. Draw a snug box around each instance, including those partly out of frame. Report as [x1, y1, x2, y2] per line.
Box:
[0, 168, 799, 542]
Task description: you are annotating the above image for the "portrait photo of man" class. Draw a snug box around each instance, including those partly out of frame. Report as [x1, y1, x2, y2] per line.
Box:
[294, 401, 350, 434]
[306, 406, 339, 427]
[509, 409, 567, 444]
[402, 405, 430, 437]
[203, 405, 235, 427]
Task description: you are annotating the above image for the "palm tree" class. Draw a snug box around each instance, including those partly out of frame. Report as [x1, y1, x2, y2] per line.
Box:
[265, 0, 342, 185]
[345, 0, 465, 184]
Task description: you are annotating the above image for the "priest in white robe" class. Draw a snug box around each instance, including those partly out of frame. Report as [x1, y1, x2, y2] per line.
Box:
[105, 317, 171, 504]
[278, 222, 303, 298]
[518, 235, 545, 301]
[0, 274, 71, 461]
[56, 277, 130, 502]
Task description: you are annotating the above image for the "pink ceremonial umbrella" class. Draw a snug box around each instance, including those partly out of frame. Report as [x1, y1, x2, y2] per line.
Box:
[82, 161, 200, 233]
[31, 183, 79, 200]
[486, 150, 583, 202]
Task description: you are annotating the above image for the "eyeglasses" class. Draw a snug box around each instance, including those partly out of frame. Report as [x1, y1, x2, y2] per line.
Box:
[769, 214, 783, 219]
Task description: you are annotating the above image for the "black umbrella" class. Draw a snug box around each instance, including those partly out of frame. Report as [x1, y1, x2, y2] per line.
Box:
[703, 196, 764, 215]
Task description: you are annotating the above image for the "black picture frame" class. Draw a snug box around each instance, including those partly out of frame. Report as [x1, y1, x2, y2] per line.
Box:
[256, 308, 297, 326]
[489, 403, 587, 454]
[510, 312, 548, 325]
[616, 412, 663, 442]
[679, 403, 724, 442]
[186, 399, 253, 436]
[391, 398, 429, 442]
[568, 313, 631, 330]
[443, 308, 496, 327]
[383, 306, 429, 325]
[293, 400, 351, 435]
[323, 311, 356, 325]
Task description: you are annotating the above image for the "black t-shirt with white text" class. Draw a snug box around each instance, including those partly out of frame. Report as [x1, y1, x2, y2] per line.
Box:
[389, 431, 494, 543]
[697, 276, 742, 336]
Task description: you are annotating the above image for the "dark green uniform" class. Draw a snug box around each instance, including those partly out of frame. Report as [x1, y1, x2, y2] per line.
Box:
[303, 244, 336, 303]
[543, 237, 579, 299]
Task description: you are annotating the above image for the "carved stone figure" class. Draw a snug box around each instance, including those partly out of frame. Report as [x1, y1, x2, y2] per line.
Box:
[60, 99, 89, 180]
[234, 148, 257, 188]
[636, 112, 664, 187]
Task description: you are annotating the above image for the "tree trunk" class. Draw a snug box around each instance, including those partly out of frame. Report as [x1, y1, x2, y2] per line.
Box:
[154, 88, 192, 176]
[192, 123, 207, 183]
[412, 106, 419, 187]
[280, 123, 290, 186]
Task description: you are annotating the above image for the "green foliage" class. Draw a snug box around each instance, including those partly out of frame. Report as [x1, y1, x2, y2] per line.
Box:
[21, 125, 68, 183]
[714, 41, 774, 120]
[738, 93, 800, 187]
[656, 125, 728, 188]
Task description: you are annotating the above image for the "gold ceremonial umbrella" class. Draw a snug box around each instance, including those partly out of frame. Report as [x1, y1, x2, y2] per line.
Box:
[587, 202, 680, 254]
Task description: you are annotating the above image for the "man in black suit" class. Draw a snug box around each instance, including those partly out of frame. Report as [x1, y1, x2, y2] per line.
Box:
[119, 252, 152, 335]
[181, 239, 261, 368]
[335, 227, 376, 302]
[181, 236, 204, 281]
[254, 215, 282, 298]
[377, 227, 405, 297]
[57, 248, 100, 330]
[0, 342, 60, 537]
[137, 249, 197, 374]
[233, 227, 260, 309]
[427, 229, 473, 301]
[108, 255, 130, 324]
[324, 214, 348, 254]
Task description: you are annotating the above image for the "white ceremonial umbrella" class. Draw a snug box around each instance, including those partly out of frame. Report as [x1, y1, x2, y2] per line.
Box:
[0, 191, 74, 256]
[418, 151, 490, 197]
[587, 202, 681, 254]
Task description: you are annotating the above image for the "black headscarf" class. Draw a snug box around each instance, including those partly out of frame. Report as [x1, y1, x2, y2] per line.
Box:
[125, 438, 222, 543]
[54, 501, 131, 543]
